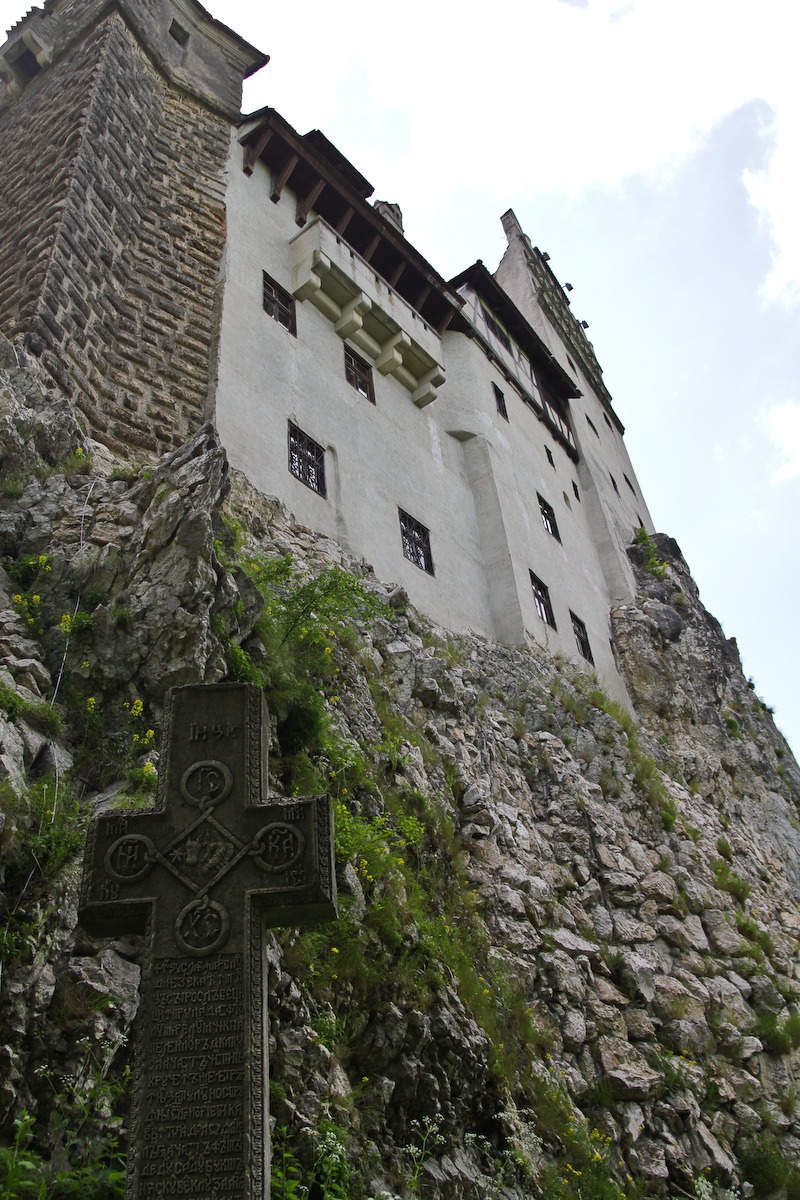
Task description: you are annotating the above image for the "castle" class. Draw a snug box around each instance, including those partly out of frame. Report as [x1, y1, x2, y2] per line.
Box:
[0, 0, 654, 705]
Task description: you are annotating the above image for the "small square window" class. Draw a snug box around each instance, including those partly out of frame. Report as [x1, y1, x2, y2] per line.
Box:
[399, 509, 434, 574]
[586, 414, 599, 438]
[545, 446, 555, 468]
[610, 473, 620, 496]
[530, 571, 557, 629]
[572, 480, 580, 502]
[345, 346, 375, 403]
[169, 19, 190, 46]
[263, 271, 296, 335]
[570, 611, 594, 664]
[288, 422, 326, 496]
[492, 382, 508, 421]
[538, 494, 561, 542]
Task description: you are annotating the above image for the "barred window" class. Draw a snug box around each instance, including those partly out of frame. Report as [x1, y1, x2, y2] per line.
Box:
[263, 271, 296, 335]
[570, 611, 594, 664]
[288, 422, 326, 496]
[530, 571, 557, 629]
[399, 509, 434, 574]
[492, 382, 508, 421]
[538, 494, 561, 542]
[345, 346, 375, 403]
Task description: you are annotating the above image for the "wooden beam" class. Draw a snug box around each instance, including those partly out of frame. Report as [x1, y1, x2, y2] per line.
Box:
[270, 153, 299, 204]
[413, 285, 431, 312]
[362, 234, 381, 263]
[242, 127, 274, 176]
[296, 178, 325, 227]
[336, 207, 354, 236]
[437, 308, 456, 336]
[388, 261, 406, 289]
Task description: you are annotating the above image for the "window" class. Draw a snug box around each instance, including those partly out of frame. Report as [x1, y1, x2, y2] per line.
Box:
[610, 473, 620, 496]
[481, 307, 511, 352]
[570, 612, 594, 664]
[603, 412, 613, 431]
[562, 490, 572, 510]
[288, 422, 326, 496]
[545, 446, 555, 468]
[538, 494, 561, 542]
[345, 346, 375, 403]
[399, 509, 434, 574]
[263, 271, 296, 335]
[169, 19, 190, 46]
[572, 480, 580, 502]
[530, 572, 557, 629]
[624, 474, 636, 496]
[492, 382, 508, 421]
[586, 414, 599, 438]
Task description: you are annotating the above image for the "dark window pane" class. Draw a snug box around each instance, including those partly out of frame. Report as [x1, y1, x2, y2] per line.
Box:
[344, 347, 375, 403]
[263, 271, 296, 335]
[288, 422, 326, 496]
[530, 571, 557, 629]
[538, 493, 561, 542]
[399, 509, 434, 574]
[570, 611, 594, 663]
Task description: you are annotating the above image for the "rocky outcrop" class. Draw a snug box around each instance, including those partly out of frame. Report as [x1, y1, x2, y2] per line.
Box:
[0, 340, 799, 1198]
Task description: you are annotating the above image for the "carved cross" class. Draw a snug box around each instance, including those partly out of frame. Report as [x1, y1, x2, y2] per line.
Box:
[79, 683, 337, 1200]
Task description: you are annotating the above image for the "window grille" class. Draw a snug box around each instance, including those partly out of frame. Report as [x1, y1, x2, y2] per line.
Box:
[263, 271, 296, 335]
[399, 509, 434, 574]
[538, 494, 561, 542]
[345, 346, 375, 403]
[288, 422, 326, 496]
[570, 611, 594, 663]
[530, 572, 557, 628]
[492, 382, 508, 421]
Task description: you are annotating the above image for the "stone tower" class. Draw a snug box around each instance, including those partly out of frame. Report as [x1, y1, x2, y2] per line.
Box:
[0, 0, 266, 457]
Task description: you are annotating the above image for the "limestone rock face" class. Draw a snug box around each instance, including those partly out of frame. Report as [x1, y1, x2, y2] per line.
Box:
[0, 352, 799, 1199]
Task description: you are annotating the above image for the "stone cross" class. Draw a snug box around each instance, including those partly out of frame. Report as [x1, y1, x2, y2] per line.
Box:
[78, 683, 337, 1200]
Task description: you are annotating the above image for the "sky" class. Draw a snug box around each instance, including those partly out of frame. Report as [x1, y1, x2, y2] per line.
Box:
[2, 0, 799, 752]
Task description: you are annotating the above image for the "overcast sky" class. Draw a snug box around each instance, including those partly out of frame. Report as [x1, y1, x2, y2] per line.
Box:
[3, 0, 798, 753]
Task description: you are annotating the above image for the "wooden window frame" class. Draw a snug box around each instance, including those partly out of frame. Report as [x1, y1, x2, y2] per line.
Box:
[263, 271, 296, 335]
[570, 611, 594, 664]
[492, 382, 508, 421]
[530, 571, 557, 629]
[344, 346, 375, 403]
[538, 493, 561, 542]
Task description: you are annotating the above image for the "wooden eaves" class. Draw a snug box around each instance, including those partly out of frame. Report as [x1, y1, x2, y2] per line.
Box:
[449, 261, 582, 402]
[239, 109, 467, 338]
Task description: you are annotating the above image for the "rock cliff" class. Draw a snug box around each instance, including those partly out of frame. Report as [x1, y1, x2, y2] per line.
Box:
[0, 332, 799, 1199]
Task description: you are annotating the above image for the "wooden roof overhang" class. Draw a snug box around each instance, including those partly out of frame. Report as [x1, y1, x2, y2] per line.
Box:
[239, 109, 467, 338]
[449, 261, 582, 403]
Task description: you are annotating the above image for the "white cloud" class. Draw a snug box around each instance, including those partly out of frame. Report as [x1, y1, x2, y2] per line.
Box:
[762, 400, 800, 482]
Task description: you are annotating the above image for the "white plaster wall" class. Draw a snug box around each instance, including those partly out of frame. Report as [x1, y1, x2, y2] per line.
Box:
[436, 324, 630, 704]
[215, 136, 494, 638]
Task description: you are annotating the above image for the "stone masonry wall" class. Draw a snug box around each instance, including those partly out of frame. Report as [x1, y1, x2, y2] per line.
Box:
[0, 11, 231, 458]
